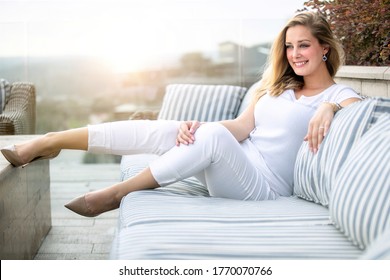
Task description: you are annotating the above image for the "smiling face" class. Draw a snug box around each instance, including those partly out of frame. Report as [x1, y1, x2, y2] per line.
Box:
[285, 25, 329, 79]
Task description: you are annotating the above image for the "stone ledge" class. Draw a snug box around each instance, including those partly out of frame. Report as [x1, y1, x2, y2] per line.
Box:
[384, 68, 390, 80]
[0, 135, 52, 259]
[336, 66, 390, 80]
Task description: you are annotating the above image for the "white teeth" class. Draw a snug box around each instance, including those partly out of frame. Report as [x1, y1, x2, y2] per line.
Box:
[295, 61, 307, 66]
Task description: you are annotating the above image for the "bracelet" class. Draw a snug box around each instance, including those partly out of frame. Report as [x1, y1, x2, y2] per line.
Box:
[323, 101, 342, 113]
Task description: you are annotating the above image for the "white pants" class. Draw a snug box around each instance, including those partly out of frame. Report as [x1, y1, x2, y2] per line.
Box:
[88, 120, 278, 201]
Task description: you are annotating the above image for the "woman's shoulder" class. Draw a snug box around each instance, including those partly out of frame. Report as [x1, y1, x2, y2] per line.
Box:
[329, 83, 357, 94]
[325, 83, 362, 102]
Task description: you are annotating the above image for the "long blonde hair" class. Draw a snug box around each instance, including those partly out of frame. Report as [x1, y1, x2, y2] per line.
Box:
[254, 11, 345, 100]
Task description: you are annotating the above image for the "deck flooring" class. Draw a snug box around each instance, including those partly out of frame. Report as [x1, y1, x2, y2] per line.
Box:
[34, 150, 120, 260]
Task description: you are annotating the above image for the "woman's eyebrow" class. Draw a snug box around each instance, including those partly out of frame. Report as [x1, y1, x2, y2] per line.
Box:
[285, 39, 312, 44]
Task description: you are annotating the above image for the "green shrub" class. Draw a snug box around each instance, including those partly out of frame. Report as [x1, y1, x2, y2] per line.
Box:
[302, 0, 389, 66]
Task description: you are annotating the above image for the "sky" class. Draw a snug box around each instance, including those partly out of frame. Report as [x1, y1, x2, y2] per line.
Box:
[0, 0, 306, 71]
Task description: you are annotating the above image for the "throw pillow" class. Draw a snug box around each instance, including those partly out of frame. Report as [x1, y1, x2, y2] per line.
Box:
[158, 84, 247, 122]
[294, 99, 372, 205]
[360, 229, 390, 259]
[294, 97, 390, 206]
[330, 114, 390, 250]
[0, 79, 11, 114]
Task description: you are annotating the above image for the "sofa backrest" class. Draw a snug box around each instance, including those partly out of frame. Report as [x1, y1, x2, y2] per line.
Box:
[294, 97, 390, 250]
[236, 81, 261, 116]
[158, 84, 247, 122]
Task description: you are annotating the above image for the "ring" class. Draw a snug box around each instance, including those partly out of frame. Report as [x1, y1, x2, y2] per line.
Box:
[319, 126, 325, 129]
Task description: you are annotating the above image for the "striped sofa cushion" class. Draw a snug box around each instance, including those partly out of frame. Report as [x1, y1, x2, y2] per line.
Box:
[237, 81, 260, 115]
[158, 84, 247, 121]
[361, 229, 390, 259]
[294, 98, 390, 206]
[330, 114, 390, 250]
[112, 192, 362, 259]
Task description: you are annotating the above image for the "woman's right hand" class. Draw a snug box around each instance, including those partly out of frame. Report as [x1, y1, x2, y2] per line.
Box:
[176, 121, 203, 146]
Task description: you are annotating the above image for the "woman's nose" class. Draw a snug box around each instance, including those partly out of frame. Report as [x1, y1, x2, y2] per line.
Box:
[292, 48, 301, 58]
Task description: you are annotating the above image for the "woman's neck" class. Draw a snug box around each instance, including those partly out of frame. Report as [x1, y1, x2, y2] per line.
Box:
[302, 73, 334, 91]
[295, 75, 335, 98]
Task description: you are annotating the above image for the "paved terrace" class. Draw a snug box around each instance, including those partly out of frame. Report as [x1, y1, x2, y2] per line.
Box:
[34, 150, 120, 260]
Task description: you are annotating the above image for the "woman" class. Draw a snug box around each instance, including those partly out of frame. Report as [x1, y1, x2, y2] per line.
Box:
[1, 12, 361, 217]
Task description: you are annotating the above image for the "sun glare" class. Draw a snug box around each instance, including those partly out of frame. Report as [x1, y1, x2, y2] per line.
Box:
[0, 0, 307, 73]
[98, 16, 189, 73]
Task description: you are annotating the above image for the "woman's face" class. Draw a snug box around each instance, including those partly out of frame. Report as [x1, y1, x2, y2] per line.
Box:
[285, 25, 328, 78]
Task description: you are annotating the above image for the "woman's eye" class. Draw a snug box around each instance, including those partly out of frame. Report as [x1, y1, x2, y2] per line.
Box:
[285, 45, 293, 49]
[300, 44, 310, 48]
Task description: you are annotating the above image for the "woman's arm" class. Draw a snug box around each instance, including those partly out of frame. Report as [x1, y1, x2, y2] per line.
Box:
[176, 102, 256, 146]
[219, 102, 256, 142]
[305, 97, 361, 153]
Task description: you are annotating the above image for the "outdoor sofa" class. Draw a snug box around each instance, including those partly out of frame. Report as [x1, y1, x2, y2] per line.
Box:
[110, 82, 390, 259]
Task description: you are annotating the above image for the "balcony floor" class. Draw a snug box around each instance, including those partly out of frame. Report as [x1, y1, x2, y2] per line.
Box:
[34, 150, 120, 260]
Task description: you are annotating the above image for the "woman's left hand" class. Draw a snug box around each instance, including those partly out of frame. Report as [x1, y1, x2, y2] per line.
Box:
[304, 103, 335, 153]
[176, 121, 203, 146]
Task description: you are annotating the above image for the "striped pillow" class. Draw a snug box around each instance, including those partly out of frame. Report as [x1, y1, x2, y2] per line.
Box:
[330, 114, 390, 249]
[294, 97, 390, 206]
[0, 79, 11, 114]
[360, 229, 390, 259]
[237, 81, 260, 116]
[158, 84, 247, 121]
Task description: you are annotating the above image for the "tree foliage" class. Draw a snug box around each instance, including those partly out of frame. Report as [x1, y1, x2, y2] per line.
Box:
[302, 0, 389, 66]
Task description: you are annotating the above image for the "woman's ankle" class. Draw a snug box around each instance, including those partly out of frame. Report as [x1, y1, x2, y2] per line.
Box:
[40, 132, 62, 155]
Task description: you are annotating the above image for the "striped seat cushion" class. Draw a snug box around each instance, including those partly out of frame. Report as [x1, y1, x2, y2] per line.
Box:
[111, 192, 362, 259]
[158, 84, 247, 121]
[330, 114, 390, 250]
[294, 98, 390, 206]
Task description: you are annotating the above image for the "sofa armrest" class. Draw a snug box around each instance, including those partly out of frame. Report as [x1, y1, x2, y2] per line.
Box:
[129, 110, 159, 120]
[0, 82, 36, 135]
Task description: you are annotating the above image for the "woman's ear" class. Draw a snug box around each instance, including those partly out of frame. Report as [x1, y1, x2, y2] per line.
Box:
[322, 45, 330, 55]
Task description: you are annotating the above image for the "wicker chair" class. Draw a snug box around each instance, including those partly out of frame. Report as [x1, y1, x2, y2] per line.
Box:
[0, 82, 36, 135]
[128, 110, 159, 120]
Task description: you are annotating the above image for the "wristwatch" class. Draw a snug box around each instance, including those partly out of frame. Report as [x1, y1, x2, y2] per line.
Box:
[323, 101, 342, 113]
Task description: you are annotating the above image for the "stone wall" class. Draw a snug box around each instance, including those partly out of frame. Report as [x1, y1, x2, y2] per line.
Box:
[0, 136, 51, 260]
[335, 66, 390, 98]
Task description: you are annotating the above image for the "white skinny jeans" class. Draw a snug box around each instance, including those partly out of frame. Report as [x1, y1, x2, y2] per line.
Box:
[88, 120, 278, 201]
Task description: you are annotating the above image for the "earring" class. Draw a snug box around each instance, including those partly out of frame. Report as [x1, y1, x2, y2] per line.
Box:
[322, 54, 328, 62]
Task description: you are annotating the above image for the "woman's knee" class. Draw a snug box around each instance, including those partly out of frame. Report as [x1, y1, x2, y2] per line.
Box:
[194, 123, 238, 151]
[196, 122, 231, 139]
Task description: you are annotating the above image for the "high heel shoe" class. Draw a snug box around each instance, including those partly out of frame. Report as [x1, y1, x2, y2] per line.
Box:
[64, 195, 99, 217]
[65, 192, 119, 218]
[1, 145, 60, 167]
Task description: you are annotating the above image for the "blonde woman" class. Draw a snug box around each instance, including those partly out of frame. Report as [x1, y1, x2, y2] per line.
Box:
[1, 12, 361, 217]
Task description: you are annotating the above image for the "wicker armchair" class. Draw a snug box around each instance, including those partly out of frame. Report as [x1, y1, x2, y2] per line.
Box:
[0, 82, 36, 135]
[128, 110, 159, 120]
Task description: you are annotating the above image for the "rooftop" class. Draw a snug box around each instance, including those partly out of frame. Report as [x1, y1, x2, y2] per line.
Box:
[34, 150, 120, 260]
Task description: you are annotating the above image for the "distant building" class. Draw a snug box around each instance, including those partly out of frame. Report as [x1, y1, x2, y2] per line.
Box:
[216, 41, 271, 86]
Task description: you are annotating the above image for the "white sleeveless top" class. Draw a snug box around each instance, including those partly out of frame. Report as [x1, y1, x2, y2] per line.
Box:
[242, 84, 360, 196]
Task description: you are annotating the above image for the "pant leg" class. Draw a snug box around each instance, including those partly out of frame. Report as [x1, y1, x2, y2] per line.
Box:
[150, 122, 278, 201]
[87, 120, 180, 155]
